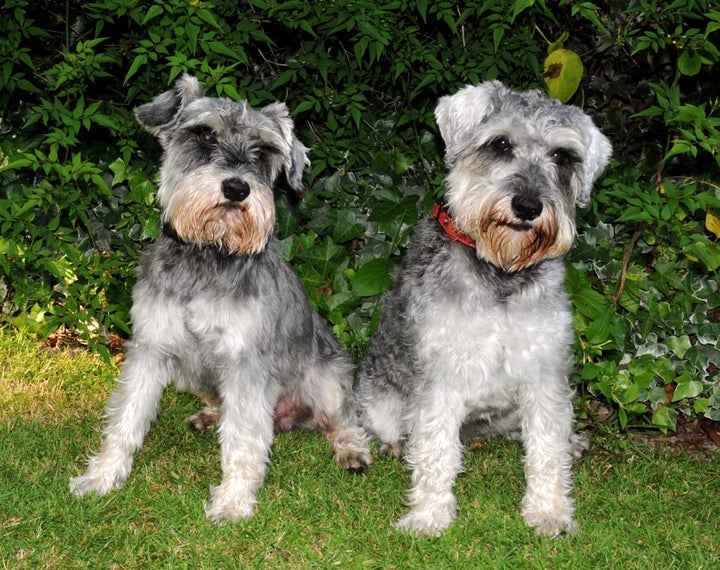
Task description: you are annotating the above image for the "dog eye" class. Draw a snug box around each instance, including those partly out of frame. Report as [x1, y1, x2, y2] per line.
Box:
[197, 128, 217, 147]
[256, 144, 278, 161]
[490, 137, 512, 155]
[551, 148, 580, 166]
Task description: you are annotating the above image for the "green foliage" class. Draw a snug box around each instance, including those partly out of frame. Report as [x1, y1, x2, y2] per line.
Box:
[0, 0, 718, 429]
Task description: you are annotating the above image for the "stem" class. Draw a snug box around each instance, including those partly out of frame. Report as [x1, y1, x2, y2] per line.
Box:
[613, 228, 642, 305]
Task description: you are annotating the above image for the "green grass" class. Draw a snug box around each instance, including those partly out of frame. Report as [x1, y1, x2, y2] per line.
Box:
[1, 329, 718, 569]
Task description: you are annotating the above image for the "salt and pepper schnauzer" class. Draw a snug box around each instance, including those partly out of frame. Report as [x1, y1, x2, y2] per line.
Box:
[70, 75, 371, 523]
[355, 81, 611, 537]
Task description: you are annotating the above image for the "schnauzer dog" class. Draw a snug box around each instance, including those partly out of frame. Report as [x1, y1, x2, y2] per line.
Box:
[355, 81, 611, 537]
[70, 75, 371, 523]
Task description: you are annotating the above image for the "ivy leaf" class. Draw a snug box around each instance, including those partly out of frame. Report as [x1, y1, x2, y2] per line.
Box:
[332, 210, 366, 243]
[296, 237, 344, 275]
[652, 405, 677, 432]
[368, 196, 419, 223]
[672, 375, 704, 402]
[667, 335, 692, 358]
[353, 258, 394, 297]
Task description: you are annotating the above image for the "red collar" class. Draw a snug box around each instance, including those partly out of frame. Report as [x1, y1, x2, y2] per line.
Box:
[432, 202, 476, 249]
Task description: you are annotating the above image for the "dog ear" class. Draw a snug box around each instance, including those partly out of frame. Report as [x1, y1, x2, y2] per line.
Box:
[260, 102, 310, 195]
[577, 120, 612, 208]
[135, 74, 205, 135]
[434, 81, 506, 163]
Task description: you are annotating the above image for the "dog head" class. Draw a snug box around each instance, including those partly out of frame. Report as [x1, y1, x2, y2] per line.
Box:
[135, 74, 309, 254]
[434, 81, 611, 271]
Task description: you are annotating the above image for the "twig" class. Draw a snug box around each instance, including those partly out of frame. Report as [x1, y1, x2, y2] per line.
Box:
[613, 228, 642, 305]
[663, 176, 720, 192]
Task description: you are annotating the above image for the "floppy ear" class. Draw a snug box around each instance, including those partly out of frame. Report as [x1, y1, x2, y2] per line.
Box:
[577, 118, 612, 208]
[434, 81, 507, 163]
[135, 74, 205, 135]
[285, 136, 310, 195]
[260, 102, 310, 195]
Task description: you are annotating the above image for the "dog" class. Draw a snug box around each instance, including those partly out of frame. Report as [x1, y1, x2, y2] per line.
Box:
[354, 81, 611, 537]
[70, 75, 371, 523]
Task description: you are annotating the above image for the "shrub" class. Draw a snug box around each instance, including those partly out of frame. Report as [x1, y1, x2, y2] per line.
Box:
[0, 0, 718, 428]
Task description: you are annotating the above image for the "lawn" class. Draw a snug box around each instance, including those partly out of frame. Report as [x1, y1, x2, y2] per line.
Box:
[1, 330, 718, 569]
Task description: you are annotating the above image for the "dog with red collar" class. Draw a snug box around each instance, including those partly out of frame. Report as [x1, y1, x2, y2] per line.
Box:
[355, 81, 611, 537]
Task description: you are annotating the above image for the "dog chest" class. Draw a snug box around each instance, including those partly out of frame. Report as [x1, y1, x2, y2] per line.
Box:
[417, 284, 572, 388]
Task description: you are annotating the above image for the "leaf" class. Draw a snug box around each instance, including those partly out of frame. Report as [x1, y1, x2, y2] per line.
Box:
[543, 48, 583, 103]
[667, 335, 692, 358]
[585, 311, 612, 346]
[706, 209, 720, 238]
[293, 100, 316, 115]
[206, 41, 248, 63]
[678, 49, 702, 76]
[571, 285, 610, 321]
[510, 0, 535, 23]
[124, 54, 148, 83]
[684, 242, 720, 271]
[353, 258, 394, 297]
[415, 0, 428, 21]
[652, 405, 677, 432]
[694, 398, 710, 414]
[296, 238, 344, 275]
[331, 210, 366, 243]
[194, 8, 221, 30]
[672, 379, 704, 402]
[368, 196, 418, 223]
[357, 21, 387, 45]
[623, 383, 641, 404]
[141, 4, 164, 25]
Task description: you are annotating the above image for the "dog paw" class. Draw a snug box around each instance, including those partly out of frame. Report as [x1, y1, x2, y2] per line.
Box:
[570, 433, 589, 460]
[69, 472, 123, 497]
[335, 448, 372, 474]
[204, 484, 257, 524]
[186, 408, 220, 432]
[395, 504, 456, 537]
[522, 510, 577, 538]
[379, 440, 405, 459]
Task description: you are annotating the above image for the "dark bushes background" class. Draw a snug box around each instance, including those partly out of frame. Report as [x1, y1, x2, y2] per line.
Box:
[1, 0, 718, 430]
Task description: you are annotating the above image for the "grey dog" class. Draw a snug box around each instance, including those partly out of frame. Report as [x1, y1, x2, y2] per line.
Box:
[355, 81, 612, 537]
[70, 75, 371, 523]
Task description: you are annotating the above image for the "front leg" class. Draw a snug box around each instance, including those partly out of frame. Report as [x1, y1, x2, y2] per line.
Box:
[204, 361, 275, 524]
[518, 381, 578, 537]
[395, 391, 465, 537]
[70, 346, 171, 496]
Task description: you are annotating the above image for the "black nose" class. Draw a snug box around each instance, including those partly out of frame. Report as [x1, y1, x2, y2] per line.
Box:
[222, 178, 250, 202]
[511, 195, 543, 221]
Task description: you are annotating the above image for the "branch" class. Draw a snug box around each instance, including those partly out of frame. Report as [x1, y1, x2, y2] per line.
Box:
[614, 228, 642, 305]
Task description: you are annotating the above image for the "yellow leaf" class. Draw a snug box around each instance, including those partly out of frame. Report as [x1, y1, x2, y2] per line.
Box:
[706, 210, 720, 238]
[543, 48, 583, 103]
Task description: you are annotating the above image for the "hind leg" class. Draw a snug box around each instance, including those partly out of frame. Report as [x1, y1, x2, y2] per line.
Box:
[284, 358, 372, 473]
[354, 372, 407, 459]
[187, 393, 222, 432]
[460, 411, 589, 460]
